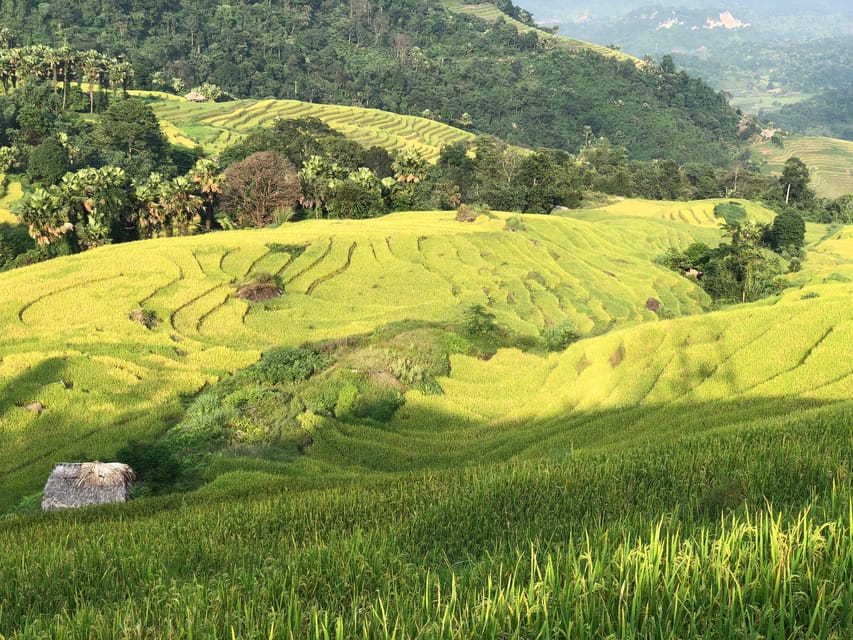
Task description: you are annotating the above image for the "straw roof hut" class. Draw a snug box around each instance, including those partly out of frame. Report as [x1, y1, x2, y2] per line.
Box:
[41, 462, 136, 511]
[184, 91, 206, 102]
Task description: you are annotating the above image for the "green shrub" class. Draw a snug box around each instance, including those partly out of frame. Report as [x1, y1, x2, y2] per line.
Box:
[542, 321, 581, 352]
[26, 137, 70, 185]
[250, 348, 333, 385]
[462, 304, 497, 336]
[504, 215, 524, 232]
[713, 201, 747, 225]
[770, 210, 806, 251]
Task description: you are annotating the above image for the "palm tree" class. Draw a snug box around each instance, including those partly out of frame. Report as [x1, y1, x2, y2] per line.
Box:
[0, 27, 14, 49]
[17, 187, 67, 246]
[7, 47, 23, 89]
[164, 175, 204, 235]
[189, 158, 222, 228]
[57, 47, 74, 110]
[135, 173, 167, 237]
[80, 50, 106, 113]
[108, 58, 134, 98]
[42, 46, 61, 95]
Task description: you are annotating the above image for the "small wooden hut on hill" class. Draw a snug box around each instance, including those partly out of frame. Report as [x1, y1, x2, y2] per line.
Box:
[42, 462, 136, 511]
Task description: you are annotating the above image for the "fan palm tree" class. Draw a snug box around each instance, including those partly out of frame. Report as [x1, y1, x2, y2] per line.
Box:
[42, 46, 61, 94]
[108, 59, 134, 98]
[57, 47, 74, 110]
[80, 50, 106, 113]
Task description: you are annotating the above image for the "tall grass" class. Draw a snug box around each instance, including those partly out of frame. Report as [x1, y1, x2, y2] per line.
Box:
[2, 408, 853, 637]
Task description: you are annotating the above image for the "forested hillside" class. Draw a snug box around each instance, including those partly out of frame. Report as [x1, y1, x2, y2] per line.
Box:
[0, 0, 739, 163]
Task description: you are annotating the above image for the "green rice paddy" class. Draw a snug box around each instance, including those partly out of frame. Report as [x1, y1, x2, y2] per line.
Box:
[756, 135, 853, 199]
[2, 199, 853, 637]
[143, 94, 476, 161]
[0, 179, 23, 225]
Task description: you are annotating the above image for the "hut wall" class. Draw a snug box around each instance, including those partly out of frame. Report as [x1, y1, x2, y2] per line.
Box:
[41, 463, 132, 511]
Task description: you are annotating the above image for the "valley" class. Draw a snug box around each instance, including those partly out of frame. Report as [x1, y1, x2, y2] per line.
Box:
[0, 0, 851, 637]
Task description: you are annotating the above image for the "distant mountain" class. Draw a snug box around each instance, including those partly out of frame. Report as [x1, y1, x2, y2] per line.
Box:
[0, 0, 739, 164]
[523, 0, 853, 30]
[520, 0, 853, 117]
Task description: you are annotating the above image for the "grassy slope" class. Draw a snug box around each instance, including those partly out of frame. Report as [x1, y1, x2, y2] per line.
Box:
[0, 204, 724, 508]
[0, 196, 835, 507]
[756, 135, 853, 199]
[139, 92, 476, 161]
[2, 199, 853, 635]
[0, 179, 23, 224]
[442, 0, 638, 64]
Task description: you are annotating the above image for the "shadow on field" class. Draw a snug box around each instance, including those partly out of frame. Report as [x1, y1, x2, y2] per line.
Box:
[307, 394, 843, 474]
[0, 356, 67, 420]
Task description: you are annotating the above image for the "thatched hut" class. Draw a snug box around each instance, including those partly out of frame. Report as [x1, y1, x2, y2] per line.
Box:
[41, 462, 136, 512]
[184, 91, 206, 102]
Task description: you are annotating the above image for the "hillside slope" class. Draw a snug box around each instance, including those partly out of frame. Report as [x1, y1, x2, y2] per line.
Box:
[144, 93, 476, 161]
[0, 205, 719, 508]
[2, 200, 853, 637]
[756, 136, 853, 199]
[0, 197, 844, 510]
[0, 0, 739, 163]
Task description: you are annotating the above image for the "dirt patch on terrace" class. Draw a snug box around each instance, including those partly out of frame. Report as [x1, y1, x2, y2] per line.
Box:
[129, 308, 160, 329]
[236, 282, 282, 302]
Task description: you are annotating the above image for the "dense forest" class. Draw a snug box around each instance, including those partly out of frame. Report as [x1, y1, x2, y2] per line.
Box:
[763, 88, 853, 141]
[0, 0, 739, 164]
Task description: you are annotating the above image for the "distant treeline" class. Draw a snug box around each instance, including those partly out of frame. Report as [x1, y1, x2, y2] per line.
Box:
[763, 87, 853, 142]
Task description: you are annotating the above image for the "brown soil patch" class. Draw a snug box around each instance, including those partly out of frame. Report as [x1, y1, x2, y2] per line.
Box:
[236, 282, 282, 302]
[128, 308, 160, 330]
[609, 343, 625, 368]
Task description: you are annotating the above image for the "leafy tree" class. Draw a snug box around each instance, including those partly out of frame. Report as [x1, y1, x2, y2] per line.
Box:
[221, 151, 302, 227]
[769, 210, 806, 252]
[27, 136, 69, 185]
[515, 149, 583, 213]
[436, 141, 477, 203]
[327, 167, 385, 219]
[94, 99, 171, 180]
[362, 146, 394, 179]
[95, 98, 168, 160]
[473, 138, 526, 211]
[780, 157, 813, 206]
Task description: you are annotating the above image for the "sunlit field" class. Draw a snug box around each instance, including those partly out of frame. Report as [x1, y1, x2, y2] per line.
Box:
[2, 202, 853, 638]
[757, 135, 853, 199]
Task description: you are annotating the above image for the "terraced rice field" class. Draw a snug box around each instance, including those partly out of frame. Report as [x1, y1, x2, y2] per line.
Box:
[3, 203, 853, 638]
[570, 197, 777, 228]
[0, 208, 714, 507]
[1, 202, 851, 508]
[0, 179, 23, 224]
[145, 95, 476, 161]
[359, 281, 853, 470]
[441, 0, 638, 63]
[757, 135, 853, 199]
